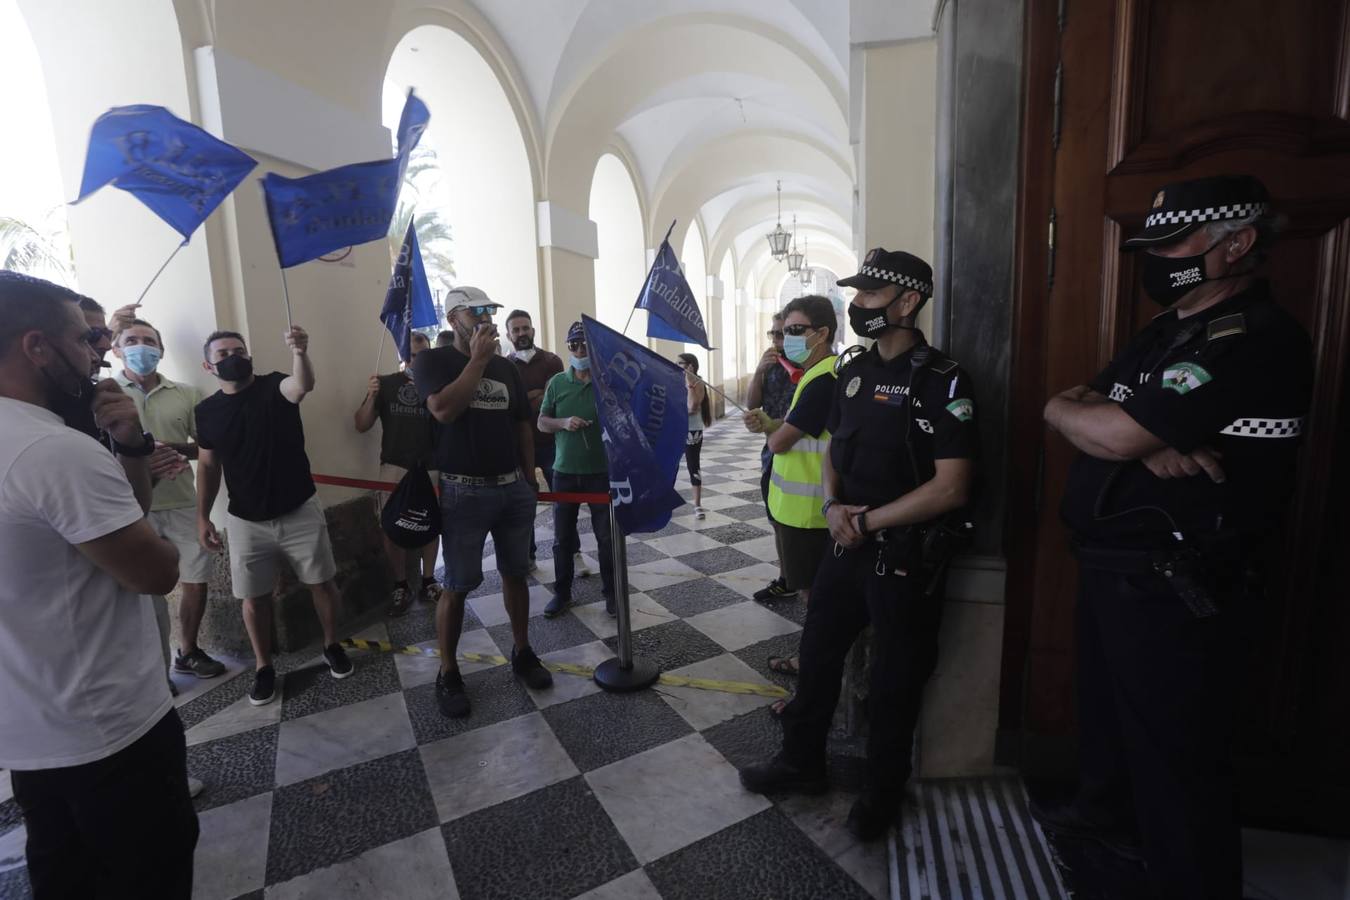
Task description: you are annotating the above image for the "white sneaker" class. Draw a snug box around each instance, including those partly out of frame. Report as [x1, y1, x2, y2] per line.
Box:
[188, 776, 205, 799]
[575, 552, 592, 577]
[694, 506, 707, 520]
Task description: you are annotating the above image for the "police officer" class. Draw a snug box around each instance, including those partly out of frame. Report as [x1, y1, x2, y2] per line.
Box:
[740, 249, 978, 841]
[1034, 175, 1312, 899]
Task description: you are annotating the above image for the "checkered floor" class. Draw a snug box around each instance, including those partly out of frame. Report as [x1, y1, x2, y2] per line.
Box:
[0, 422, 1064, 900]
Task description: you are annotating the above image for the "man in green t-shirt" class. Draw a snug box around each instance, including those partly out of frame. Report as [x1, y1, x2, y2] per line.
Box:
[537, 322, 615, 617]
[354, 331, 439, 617]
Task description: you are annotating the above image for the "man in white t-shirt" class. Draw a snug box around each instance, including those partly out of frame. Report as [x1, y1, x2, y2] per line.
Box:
[0, 271, 197, 898]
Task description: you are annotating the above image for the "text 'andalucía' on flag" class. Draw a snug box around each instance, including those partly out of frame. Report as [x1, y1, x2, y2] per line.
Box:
[260, 89, 429, 268]
[581, 315, 688, 534]
[73, 105, 258, 243]
[635, 224, 712, 350]
[380, 221, 439, 363]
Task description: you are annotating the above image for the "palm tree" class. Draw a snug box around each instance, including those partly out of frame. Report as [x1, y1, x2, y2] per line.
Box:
[388, 146, 455, 294]
[0, 209, 76, 286]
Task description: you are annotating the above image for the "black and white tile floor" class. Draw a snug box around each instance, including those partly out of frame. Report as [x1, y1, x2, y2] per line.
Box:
[32, 424, 1349, 898]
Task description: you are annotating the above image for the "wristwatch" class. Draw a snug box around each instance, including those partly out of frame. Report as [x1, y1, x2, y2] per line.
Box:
[112, 430, 155, 458]
[821, 497, 838, 517]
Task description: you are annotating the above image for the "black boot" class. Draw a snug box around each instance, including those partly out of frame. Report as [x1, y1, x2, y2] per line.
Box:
[739, 756, 828, 796]
[846, 792, 901, 842]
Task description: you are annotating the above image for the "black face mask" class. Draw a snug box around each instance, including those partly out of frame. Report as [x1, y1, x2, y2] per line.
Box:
[214, 354, 253, 382]
[848, 294, 918, 338]
[41, 345, 99, 438]
[1138, 238, 1228, 307]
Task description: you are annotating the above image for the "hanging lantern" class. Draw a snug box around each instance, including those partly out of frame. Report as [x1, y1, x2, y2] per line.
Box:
[764, 180, 791, 260]
[786, 216, 804, 275]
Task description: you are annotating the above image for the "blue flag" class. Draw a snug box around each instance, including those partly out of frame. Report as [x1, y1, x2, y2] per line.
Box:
[582, 315, 688, 534]
[379, 222, 439, 363]
[635, 228, 712, 349]
[261, 90, 429, 268]
[74, 105, 257, 242]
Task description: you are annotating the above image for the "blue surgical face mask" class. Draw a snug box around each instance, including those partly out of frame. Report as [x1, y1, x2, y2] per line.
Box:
[571, 355, 590, 371]
[122, 344, 161, 376]
[783, 334, 813, 364]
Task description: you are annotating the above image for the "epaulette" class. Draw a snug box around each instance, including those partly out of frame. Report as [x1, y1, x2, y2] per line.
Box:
[928, 357, 959, 375]
[834, 344, 867, 374]
[1206, 313, 1246, 342]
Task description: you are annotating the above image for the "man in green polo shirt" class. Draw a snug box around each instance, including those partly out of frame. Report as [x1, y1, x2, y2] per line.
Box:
[113, 318, 226, 680]
[537, 321, 615, 617]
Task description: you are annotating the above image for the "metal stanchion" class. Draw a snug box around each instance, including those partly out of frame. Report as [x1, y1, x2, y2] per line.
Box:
[593, 501, 660, 692]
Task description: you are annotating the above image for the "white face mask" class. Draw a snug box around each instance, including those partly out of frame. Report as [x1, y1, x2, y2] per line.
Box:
[514, 347, 537, 363]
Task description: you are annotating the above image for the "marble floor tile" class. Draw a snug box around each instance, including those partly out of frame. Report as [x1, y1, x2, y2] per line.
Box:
[645, 578, 748, 618]
[0, 770, 11, 804]
[684, 601, 801, 652]
[601, 619, 726, 672]
[185, 690, 284, 747]
[700, 705, 785, 774]
[543, 689, 693, 772]
[625, 558, 704, 592]
[441, 777, 635, 900]
[658, 653, 779, 731]
[570, 868, 663, 900]
[192, 792, 272, 900]
[585, 732, 769, 864]
[780, 791, 890, 900]
[404, 663, 537, 746]
[669, 508, 738, 529]
[466, 584, 554, 628]
[675, 546, 762, 575]
[274, 692, 416, 786]
[187, 725, 279, 813]
[266, 749, 437, 886]
[170, 652, 250, 708]
[280, 652, 401, 722]
[419, 712, 577, 823]
[644, 807, 873, 900]
[488, 611, 596, 656]
[712, 562, 785, 599]
[572, 591, 674, 640]
[644, 532, 726, 558]
[265, 827, 457, 900]
[697, 523, 771, 546]
[532, 640, 614, 709]
[394, 629, 502, 691]
[0, 821, 25, 876]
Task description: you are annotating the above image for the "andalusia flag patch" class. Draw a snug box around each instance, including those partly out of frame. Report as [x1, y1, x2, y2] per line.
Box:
[946, 398, 974, 422]
[1161, 362, 1212, 395]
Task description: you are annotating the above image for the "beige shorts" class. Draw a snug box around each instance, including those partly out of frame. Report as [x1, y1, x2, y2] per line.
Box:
[376, 464, 440, 514]
[148, 507, 212, 584]
[226, 496, 337, 598]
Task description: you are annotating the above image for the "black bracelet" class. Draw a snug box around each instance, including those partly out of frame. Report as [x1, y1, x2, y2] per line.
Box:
[857, 510, 870, 536]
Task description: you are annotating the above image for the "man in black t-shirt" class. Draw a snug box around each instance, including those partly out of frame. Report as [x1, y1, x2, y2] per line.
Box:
[195, 327, 353, 707]
[355, 331, 438, 617]
[413, 286, 553, 718]
[1036, 176, 1313, 897]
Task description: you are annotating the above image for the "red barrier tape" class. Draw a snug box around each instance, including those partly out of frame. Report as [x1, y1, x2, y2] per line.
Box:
[311, 473, 610, 506]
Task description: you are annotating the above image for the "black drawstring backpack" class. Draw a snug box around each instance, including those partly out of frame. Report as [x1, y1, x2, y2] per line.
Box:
[381, 462, 441, 548]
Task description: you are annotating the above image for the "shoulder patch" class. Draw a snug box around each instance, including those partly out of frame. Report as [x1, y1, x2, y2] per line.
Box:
[1161, 361, 1212, 395]
[946, 398, 974, 422]
[1206, 313, 1246, 342]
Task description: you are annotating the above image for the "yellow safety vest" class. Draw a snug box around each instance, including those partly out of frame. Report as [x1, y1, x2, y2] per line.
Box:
[767, 354, 837, 529]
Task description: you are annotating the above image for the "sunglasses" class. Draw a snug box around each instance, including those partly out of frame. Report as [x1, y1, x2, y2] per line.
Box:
[766, 330, 784, 339]
[782, 324, 816, 337]
[567, 340, 587, 352]
[87, 326, 114, 343]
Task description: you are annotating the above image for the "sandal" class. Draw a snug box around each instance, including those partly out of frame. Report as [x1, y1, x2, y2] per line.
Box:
[769, 697, 790, 719]
[767, 656, 800, 677]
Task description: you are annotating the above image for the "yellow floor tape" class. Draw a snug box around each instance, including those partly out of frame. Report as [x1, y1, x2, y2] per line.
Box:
[341, 638, 789, 699]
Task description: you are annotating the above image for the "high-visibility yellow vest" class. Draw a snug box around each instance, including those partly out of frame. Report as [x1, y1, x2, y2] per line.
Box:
[767, 354, 837, 529]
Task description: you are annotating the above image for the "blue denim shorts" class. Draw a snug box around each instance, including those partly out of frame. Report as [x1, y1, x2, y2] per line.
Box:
[438, 478, 535, 592]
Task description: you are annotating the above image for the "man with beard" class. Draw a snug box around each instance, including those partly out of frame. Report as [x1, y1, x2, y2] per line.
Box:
[505, 309, 563, 569]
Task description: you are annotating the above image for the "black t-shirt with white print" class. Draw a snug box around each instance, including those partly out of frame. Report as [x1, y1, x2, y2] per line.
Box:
[413, 346, 530, 477]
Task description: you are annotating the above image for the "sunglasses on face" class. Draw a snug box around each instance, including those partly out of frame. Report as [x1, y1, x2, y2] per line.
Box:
[87, 326, 113, 343]
[782, 324, 815, 337]
[767, 330, 784, 339]
[464, 306, 495, 317]
[567, 341, 586, 352]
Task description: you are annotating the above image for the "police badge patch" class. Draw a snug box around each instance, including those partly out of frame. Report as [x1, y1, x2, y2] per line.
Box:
[846, 376, 861, 398]
[1161, 362, 1212, 395]
[946, 398, 974, 422]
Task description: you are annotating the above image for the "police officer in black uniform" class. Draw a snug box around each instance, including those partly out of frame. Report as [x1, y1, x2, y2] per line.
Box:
[1034, 175, 1313, 899]
[741, 249, 978, 841]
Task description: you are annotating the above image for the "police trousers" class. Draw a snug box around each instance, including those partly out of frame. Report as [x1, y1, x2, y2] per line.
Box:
[780, 539, 944, 793]
[1074, 565, 1243, 900]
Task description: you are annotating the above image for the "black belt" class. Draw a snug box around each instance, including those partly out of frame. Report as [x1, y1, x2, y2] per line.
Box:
[1072, 540, 1219, 618]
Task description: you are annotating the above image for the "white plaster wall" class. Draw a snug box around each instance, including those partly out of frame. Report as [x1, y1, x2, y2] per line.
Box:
[589, 153, 647, 336]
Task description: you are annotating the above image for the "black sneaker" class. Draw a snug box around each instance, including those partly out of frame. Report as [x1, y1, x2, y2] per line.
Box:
[739, 756, 828, 796]
[511, 645, 554, 690]
[387, 585, 412, 618]
[324, 643, 354, 680]
[248, 666, 277, 707]
[174, 647, 226, 679]
[752, 577, 798, 603]
[543, 593, 570, 618]
[435, 669, 471, 718]
[847, 792, 902, 842]
[420, 578, 441, 604]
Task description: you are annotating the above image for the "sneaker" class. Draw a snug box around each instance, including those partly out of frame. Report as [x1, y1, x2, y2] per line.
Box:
[174, 647, 226, 679]
[187, 776, 205, 799]
[694, 506, 707, 520]
[420, 578, 441, 603]
[847, 792, 902, 842]
[575, 552, 592, 578]
[543, 593, 570, 618]
[387, 585, 412, 618]
[739, 756, 828, 796]
[435, 669, 471, 718]
[752, 577, 798, 603]
[511, 645, 554, 690]
[324, 643, 354, 679]
[248, 666, 277, 706]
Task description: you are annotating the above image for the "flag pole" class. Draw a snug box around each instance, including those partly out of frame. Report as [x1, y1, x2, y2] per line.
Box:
[694, 374, 747, 414]
[374, 329, 387, 374]
[133, 242, 185, 306]
[623, 220, 678, 339]
[279, 268, 294, 332]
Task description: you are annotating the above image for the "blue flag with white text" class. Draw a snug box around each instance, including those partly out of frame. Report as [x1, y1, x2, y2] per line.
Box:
[261, 90, 429, 268]
[582, 315, 688, 534]
[74, 105, 257, 242]
[635, 233, 712, 349]
[380, 222, 439, 363]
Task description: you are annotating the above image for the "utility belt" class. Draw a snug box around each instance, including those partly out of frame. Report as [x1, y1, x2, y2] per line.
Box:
[1072, 535, 1247, 619]
[441, 471, 520, 487]
[835, 513, 975, 597]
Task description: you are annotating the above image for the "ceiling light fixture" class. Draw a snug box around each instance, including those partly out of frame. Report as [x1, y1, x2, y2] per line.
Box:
[765, 180, 791, 261]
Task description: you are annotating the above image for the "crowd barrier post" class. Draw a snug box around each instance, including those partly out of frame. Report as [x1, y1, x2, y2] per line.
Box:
[592, 500, 660, 692]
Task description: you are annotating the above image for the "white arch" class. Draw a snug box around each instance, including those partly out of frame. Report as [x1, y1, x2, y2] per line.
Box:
[589, 151, 647, 337]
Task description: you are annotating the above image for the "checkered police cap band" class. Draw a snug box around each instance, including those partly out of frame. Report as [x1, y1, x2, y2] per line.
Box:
[858, 265, 932, 295]
[1144, 202, 1270, 229]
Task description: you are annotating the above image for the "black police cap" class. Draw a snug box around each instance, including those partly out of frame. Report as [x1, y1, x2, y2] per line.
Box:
[1122, 174, 1271, 251]
[837, 247, 934, 296]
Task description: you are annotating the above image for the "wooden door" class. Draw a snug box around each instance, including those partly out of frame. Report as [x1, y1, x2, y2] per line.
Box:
[1003, 0, 1350, 833]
